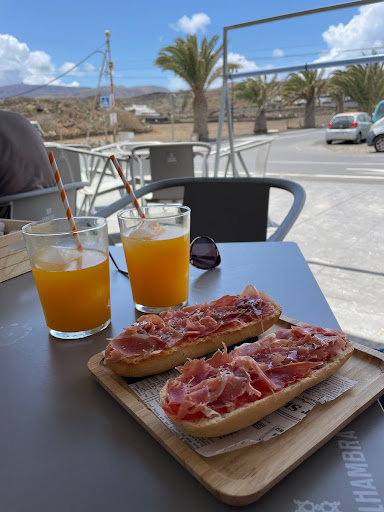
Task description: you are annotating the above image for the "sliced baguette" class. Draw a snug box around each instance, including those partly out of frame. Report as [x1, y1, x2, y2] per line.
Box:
[159, 339, 354, 437]
[105, 288, 282, 378]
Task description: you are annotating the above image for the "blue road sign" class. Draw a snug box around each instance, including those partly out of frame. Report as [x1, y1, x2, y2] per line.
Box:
[100, 96, 110, 109]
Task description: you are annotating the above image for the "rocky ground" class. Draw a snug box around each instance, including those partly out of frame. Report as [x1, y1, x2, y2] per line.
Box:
[0, 90, 337, 143]
[0, 96, 149, 141]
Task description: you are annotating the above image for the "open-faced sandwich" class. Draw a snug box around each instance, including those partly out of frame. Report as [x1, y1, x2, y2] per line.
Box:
[104, 285, 282, 377]
[160, 324, 354, 437]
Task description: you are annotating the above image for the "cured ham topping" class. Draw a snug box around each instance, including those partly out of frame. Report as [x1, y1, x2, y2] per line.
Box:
[162, 324, 349, 421]
[105, 286, 277, 362]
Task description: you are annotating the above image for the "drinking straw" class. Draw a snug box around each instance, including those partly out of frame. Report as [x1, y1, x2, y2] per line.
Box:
[110, 155, 146, 218]
[48, 151, 83, 251]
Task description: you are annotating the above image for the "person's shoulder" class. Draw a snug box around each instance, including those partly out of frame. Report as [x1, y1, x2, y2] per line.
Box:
[0, 109, 31, 125]
[0, 110, 42, 142]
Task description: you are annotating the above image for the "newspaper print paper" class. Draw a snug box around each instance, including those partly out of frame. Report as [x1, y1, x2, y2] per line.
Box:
[129, 371, 357, 457]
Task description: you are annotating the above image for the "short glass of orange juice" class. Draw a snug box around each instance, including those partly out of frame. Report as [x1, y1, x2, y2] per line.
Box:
[118, 205, 190, 313]
[22, 217, 111, 339]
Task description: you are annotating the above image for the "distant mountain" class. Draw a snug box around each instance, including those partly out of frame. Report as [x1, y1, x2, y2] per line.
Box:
[0, 83, 168, 100]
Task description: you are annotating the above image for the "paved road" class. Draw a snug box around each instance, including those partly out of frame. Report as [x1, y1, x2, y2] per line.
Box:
[267, 129, 384, 181]
[216, 128, 384, 181]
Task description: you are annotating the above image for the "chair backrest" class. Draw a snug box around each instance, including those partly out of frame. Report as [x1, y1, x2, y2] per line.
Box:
[183, 180, 269, 242]
[44, 144, 82, 183]
[210, 137, 274, 177]
[97, 177, 306, 242]
[131, 143, 211, 200]
[0, 182, 84, 221]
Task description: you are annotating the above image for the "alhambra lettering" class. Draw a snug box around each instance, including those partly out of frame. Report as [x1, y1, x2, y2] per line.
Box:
[337, 431, 383, 512]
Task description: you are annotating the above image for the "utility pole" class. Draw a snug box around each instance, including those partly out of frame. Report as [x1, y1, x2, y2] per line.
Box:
[105, 30, 117, 143]
[86, 31, 117, 144]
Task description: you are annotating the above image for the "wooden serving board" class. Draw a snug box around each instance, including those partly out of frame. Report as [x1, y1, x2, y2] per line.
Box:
[88, 316, 384, 506]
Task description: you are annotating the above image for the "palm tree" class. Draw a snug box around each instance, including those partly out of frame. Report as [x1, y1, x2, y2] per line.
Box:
[154, 34, 224, 141]
[283, 69, 326, 128]
[234, 75, 281, 134]
[326, 79, 345, 113]
[329, 62, 384, 115]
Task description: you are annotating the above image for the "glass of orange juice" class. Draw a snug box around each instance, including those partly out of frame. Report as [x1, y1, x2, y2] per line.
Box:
[118, 205, 190, 313]
[22, 217, 111, 339]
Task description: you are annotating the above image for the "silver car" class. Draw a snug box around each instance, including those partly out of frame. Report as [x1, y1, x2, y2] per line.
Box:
[366, 116, 384, 152]
[325, 112, 372, 144]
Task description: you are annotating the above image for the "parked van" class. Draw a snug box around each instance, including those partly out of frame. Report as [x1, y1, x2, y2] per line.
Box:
[372, 100, 384, 123]
[366, 116, 384, 151]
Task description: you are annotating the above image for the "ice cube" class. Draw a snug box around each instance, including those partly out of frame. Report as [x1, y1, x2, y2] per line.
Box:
[34, 246, 82, 269]
[127, 220, 165, 240]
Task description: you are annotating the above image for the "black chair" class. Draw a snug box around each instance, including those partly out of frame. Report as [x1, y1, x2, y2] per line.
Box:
[98, 177, 305, 243]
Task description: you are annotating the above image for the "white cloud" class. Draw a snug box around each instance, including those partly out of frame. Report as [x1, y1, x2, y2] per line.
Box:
[207, 53, 258, 89]
[316, 3, 384, 66]
[59, 61, 95, 77]
[226, 52, 258, 73]
[272, 48, 284, 59]
[83, 62, 95, 73]
[59, 62, 76, 75]
[0, 35, 57, 86]
[170, 13, 210, 34]
[0, 33, 92, 87]
[166, 74, 188, 91]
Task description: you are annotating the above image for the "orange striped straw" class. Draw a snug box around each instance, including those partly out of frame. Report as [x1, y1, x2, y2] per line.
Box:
[48, 151, 83, 251]
[110, 155, 146, 218]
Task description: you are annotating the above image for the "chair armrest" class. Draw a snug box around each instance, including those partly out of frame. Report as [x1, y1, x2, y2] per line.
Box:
[267, 180, 306, 241]
[0, 182, 87, 203]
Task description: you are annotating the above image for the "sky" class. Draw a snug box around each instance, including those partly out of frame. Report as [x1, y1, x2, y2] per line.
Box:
[1, 0, 384, 93]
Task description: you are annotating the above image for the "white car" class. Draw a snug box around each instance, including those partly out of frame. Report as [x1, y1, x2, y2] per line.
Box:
[366, 116, 384, 152]
[325, 112, 372, 144]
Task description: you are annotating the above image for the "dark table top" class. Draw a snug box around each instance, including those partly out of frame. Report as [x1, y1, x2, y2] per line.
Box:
[1, 242, 383, 512]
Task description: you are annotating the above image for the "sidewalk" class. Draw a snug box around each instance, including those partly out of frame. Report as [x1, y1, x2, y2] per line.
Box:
[269, 179, 384, 349]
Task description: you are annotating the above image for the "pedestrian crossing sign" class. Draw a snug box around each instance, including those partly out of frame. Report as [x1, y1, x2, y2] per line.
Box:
[100, 96, 110, 109]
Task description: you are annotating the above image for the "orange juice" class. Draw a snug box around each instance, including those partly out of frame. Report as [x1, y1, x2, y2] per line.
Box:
[121, 224, 189, 308]
[32, 247, 110, 333]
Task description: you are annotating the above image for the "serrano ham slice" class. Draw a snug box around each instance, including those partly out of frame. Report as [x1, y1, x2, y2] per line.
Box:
[160, 324, 354, 437]
[104, 285, 282, 377]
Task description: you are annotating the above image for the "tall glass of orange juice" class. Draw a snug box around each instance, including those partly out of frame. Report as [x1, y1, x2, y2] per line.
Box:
[22, 217, 110, 339]
[118, 205, 190, 313]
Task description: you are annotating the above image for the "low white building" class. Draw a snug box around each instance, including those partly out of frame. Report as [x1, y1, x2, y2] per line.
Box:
[125, 104, 160, 117]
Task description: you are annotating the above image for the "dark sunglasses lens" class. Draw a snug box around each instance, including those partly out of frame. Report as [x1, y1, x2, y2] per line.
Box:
[190, 237, 221, 270]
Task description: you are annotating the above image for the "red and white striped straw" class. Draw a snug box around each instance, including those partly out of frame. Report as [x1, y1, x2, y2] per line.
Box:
[48, 151, 83, 251]
[110, 155, 146, 218]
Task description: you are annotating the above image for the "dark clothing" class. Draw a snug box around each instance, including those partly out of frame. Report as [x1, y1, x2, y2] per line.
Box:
[0, 110, 55, 217]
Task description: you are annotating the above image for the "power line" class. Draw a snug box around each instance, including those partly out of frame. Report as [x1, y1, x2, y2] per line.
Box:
[9, 44, 382, 86]
[8, 47, 105, 98]
[245, 46, 384, 60]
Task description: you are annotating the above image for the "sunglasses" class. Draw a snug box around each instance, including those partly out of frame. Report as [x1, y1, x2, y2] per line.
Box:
[109, 236, 221, 278]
